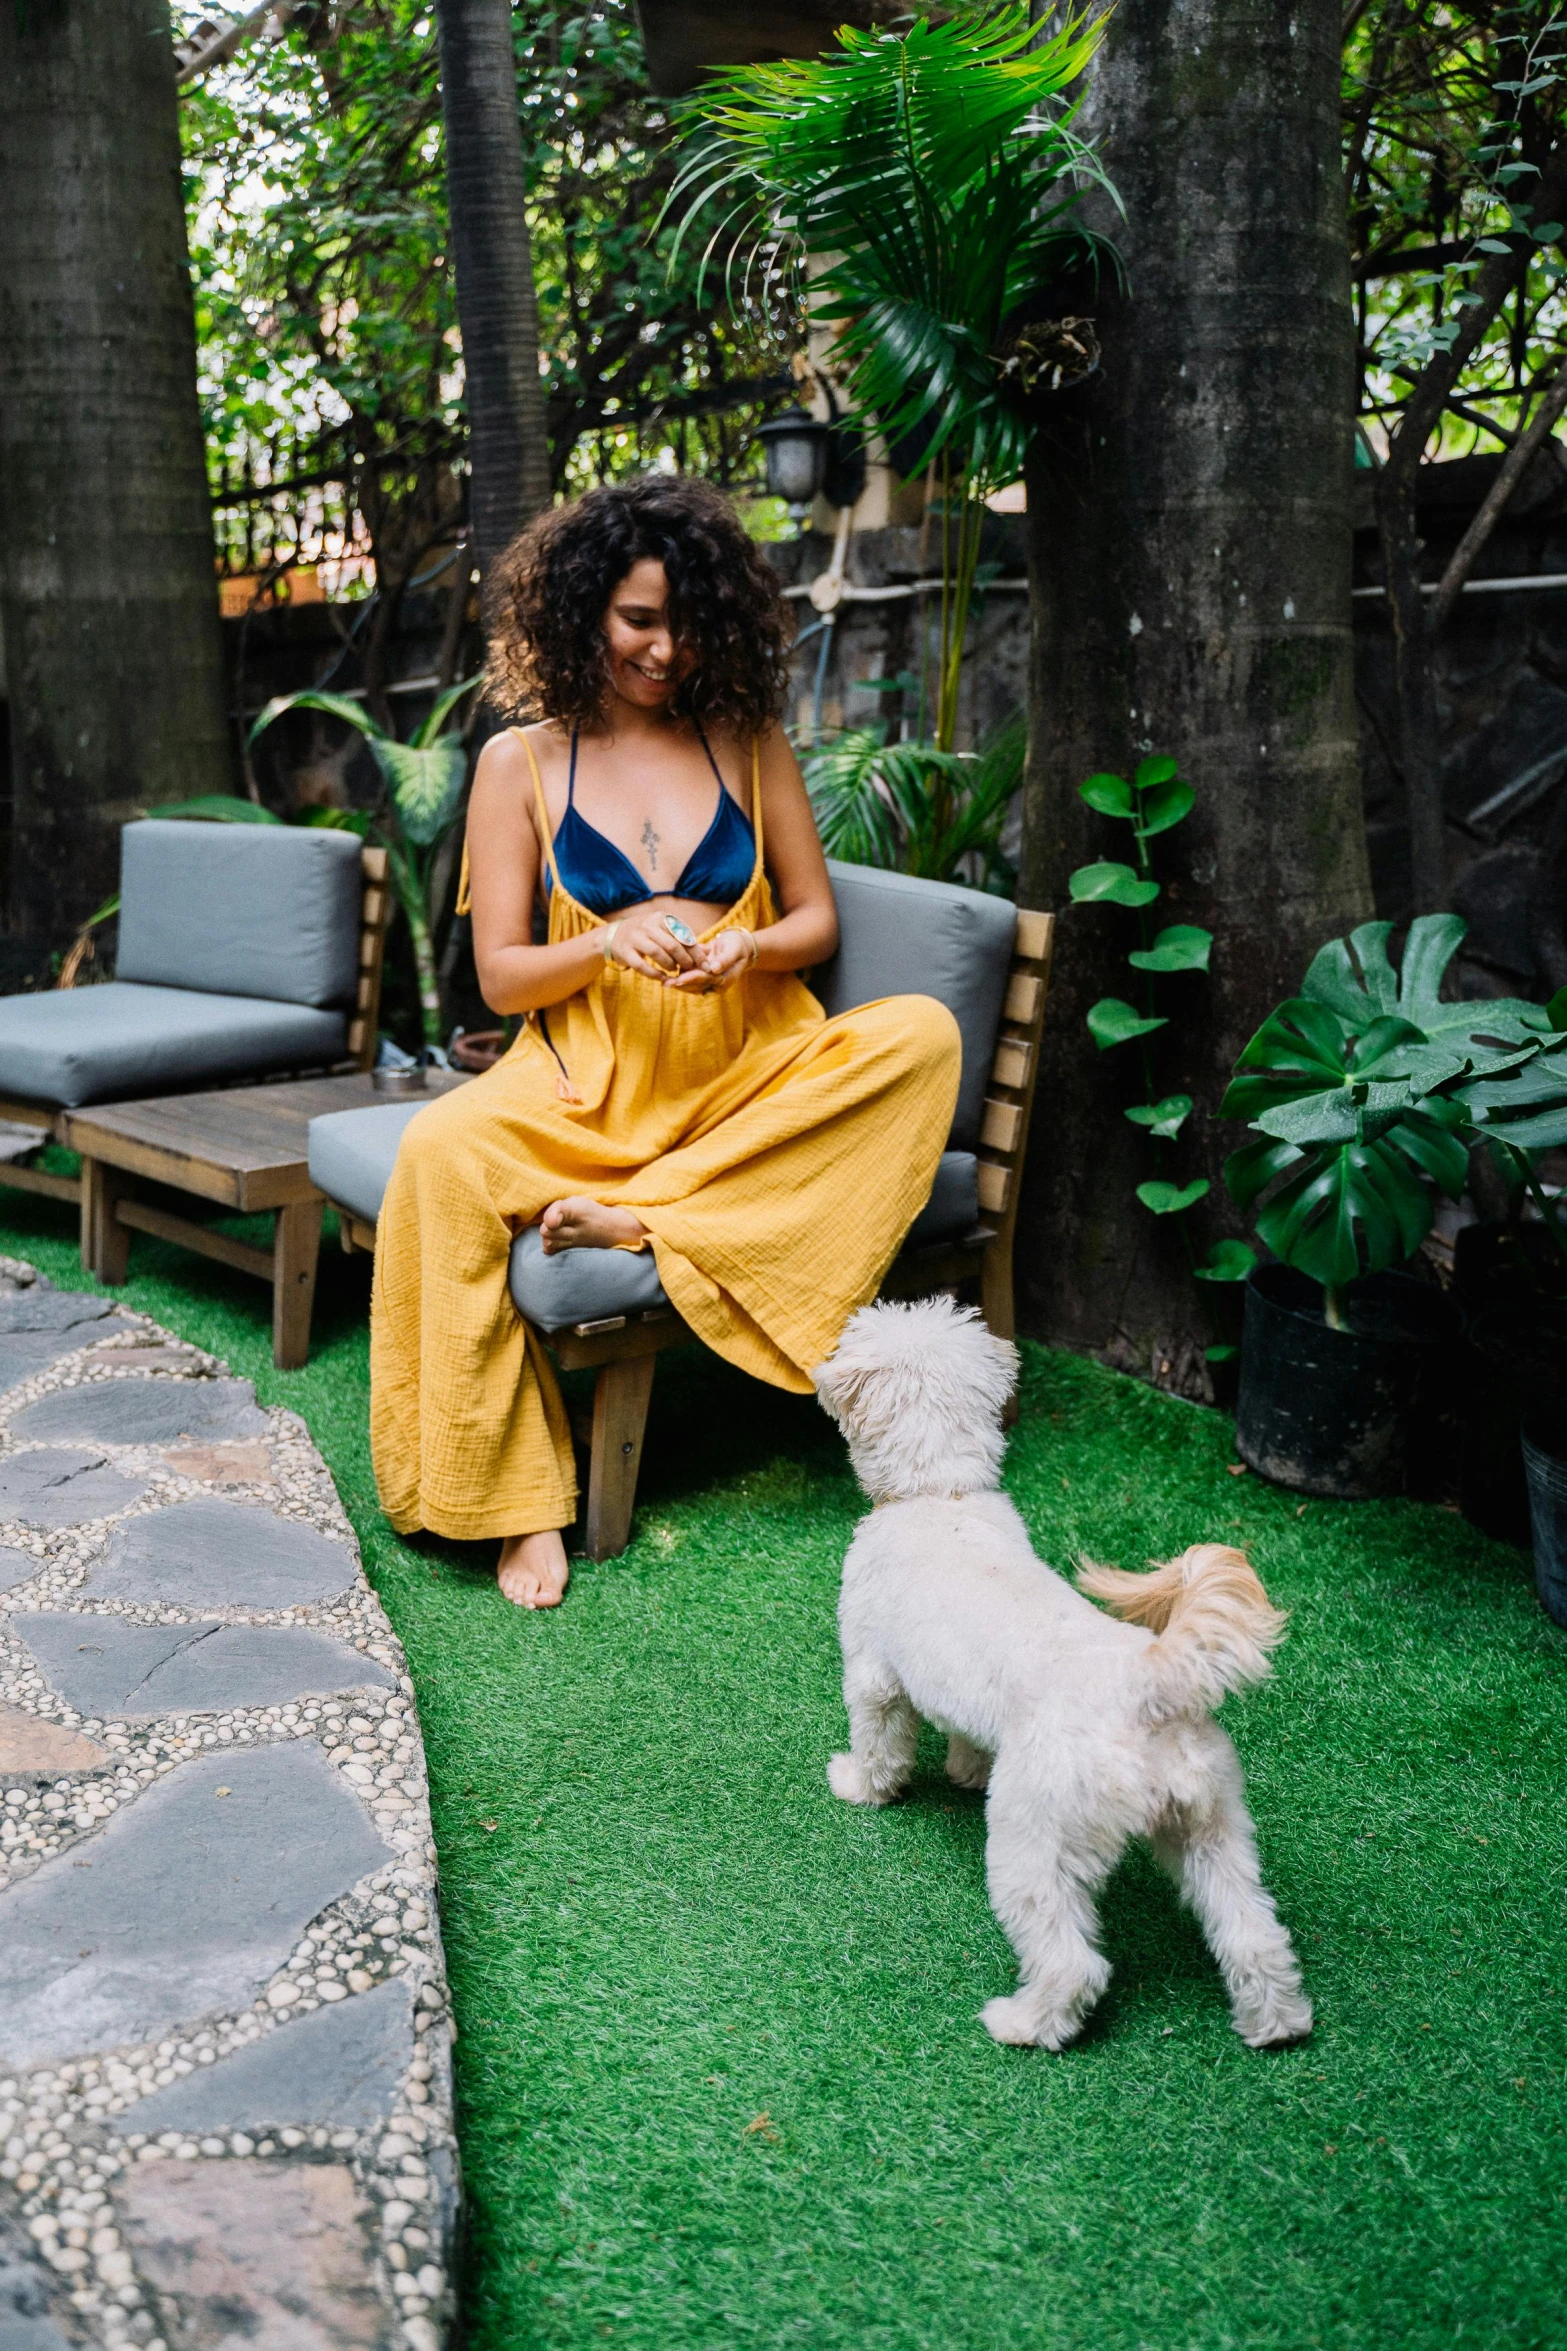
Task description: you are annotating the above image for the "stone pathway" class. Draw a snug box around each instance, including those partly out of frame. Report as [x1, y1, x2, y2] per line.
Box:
[0, 1258, 457, 2351]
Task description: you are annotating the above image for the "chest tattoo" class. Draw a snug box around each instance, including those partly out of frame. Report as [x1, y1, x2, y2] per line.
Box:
[641, 818, 660, 871]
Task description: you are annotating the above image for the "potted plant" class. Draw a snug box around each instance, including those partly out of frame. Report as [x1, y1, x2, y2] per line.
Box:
[1217, 913, 1567, 1498]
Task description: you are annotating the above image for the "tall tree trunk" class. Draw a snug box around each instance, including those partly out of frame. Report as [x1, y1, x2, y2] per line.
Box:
[1017, 0, 1374, 1388]
[434, 0, 553, 580]
[0, 0, 230, 976]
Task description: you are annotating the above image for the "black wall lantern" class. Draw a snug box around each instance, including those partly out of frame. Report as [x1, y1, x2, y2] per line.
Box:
[756, 409, 829, 514]
[756, 400, 868, 522]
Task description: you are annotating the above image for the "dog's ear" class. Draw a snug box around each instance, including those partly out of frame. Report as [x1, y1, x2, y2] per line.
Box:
[812, 1351, 866, 1427]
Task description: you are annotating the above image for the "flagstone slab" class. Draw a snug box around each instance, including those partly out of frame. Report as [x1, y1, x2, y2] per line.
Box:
[0, 1288, 114, 1336]
[117, 1977, 414, 2135]
[0, 1548, 38, 1594]
[88, 1497, 355, 1610]
[14, 1615, 396, 1720]
[0, 2241, 71, 2351]
[0, 1450, 145, 1528]
[116, 2160, 387, 2351]
[0, 1741, 391, 2066]
[0, 1331, 111, 1398]
[161, 1440, 274, 1485]
[11, 1377, 267, 1447]
[0, 1702, 109, 1780]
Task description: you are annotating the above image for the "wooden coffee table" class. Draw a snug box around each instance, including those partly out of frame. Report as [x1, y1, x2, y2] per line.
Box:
[61, 1071, 466, 1370]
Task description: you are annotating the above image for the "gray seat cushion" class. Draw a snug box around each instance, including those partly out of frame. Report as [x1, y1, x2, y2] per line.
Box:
[307, 1099, 981, 1326]
[118, 820, 362, 1010]
[508, 1224, 669, 1331]
[307, 1100, 427, 1228]
[814, 861, 1016, 1150]
[0, 983, 347, 1112]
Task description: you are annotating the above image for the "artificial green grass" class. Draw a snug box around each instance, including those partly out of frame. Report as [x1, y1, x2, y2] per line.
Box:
[4, 1186, 1564, 2349]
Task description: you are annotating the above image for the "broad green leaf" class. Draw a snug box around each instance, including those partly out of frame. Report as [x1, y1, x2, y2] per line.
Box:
[1255, 1087, 1364, 1148]
[150, 795, 283, 826]
[1204, 1343, 1239, 1363]
[1350, 1014, 1427, 1072]
[1194, 1239, 1259, 1283]
[1221, 998, 1352, 1121]
[1137, 1178, 1210, 1215]
[1132, 754, 1179, 792]
[1127, 923, 1212, 973]
[1125, 1093, 1192, 1139]
[368, 738, 468, 848]
[1255, 1135, 1433, 1288]
[1078, 771, 1135, 817]
[1548, 987, 1567, 1032]
[1474, 1103, 1567, 1150]
[1135, 778, 1196, 836]
[247, 689, 389, 748]
[1086, 997, 1167, 1049]
[1068, 860, 1160, 907]
[1387, 1106, 1469, 1197]
[410, 673, 481, 751]
[1224, 1135, 1303, 1210]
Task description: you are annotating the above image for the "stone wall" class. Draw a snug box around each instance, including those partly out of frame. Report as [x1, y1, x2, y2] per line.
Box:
[1352, 448, 1567, 992]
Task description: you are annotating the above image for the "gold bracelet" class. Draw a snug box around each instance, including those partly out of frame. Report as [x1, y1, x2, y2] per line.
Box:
[731, 927, 760, 967]
[602, 922, 622, 967]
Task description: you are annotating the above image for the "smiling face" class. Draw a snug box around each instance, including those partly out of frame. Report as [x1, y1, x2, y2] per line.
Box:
[601, 557, 693, 714]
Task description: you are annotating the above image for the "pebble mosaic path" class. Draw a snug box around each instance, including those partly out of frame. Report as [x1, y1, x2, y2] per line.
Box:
[0, 1258, 458, 2351]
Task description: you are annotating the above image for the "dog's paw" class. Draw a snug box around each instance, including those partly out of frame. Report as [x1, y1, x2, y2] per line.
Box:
[945, 1735, 991, 1791]
[979, 1994, 1065, 2049]
[1235, 1989, 1314, 2049]
[827, 1752, 887, 1806]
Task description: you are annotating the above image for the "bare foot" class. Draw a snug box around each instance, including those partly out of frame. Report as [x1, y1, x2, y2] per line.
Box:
[496, 1530, 570, 1609]
[538, 1197, 646, 1255]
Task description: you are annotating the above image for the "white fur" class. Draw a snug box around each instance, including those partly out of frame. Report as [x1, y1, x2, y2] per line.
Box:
[814, 1298, 1313, 2052]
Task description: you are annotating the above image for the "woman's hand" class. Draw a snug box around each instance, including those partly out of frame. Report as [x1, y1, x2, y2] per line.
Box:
[604, 906, 703, 982]
[667, 928, 756, 993]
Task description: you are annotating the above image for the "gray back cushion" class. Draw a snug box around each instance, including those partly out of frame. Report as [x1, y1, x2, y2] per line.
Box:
[117, 820, 362, 1010]
[814, 861, 1016, 1149]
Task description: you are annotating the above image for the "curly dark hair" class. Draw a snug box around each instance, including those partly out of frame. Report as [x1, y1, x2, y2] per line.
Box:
[484, 475, 794, 734]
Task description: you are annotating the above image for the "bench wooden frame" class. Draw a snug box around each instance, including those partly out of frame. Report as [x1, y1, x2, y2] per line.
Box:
[340, 906, 1054, 1561]
[0, 844, 391, 1213]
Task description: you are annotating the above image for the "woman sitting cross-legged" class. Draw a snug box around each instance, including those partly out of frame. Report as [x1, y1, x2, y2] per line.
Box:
[370, 475, 961, 1609]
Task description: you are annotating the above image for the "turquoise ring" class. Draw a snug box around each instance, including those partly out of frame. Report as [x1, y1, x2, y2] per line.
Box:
[663, 915, 698, 946]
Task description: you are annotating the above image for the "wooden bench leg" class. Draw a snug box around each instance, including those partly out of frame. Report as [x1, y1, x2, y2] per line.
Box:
[584, 1355, 656, 1562]
[81, 1158, 132, 1285]
[981, 1243, 1021, 1426]
[272, 1198, 323, 1371]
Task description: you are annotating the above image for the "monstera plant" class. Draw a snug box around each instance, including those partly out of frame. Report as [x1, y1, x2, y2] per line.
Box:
[247, 681, 478, 1047]
[1220, 913, 1567, 1327]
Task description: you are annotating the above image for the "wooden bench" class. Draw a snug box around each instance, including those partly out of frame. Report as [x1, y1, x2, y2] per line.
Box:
[333, 907, 1053, 1559]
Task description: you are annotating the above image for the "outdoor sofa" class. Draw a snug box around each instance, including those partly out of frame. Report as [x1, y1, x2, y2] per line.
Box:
[0, 817, 389, 1208]
[307, 860, 1053, 1559]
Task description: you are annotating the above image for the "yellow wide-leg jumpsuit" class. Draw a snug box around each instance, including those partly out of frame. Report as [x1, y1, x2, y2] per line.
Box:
[370, 737, 962, 1539]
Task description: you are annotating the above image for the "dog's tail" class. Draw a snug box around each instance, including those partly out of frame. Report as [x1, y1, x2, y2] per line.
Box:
[1076, 1545, 1288, 1720]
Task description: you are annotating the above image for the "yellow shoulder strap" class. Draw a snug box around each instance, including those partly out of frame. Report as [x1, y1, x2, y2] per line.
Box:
[456, 726, 556, 917]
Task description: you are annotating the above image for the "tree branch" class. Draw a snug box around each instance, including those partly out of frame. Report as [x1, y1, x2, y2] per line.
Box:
[1384, 141, 1567, 487]
[1430, 353, 1567, 628]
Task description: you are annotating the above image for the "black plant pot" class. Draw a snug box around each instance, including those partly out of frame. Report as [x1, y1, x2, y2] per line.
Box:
[1521, 1412, 1567, 1628]
[1235, 1264, 1457, 1500]
[1457, 1305, 1567, 1546]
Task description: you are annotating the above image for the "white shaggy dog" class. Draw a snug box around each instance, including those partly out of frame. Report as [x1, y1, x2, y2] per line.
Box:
[813, 1296, 1312, 2052]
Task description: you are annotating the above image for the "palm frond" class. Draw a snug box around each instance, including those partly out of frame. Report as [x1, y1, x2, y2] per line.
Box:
[667, 1, 1117, 491]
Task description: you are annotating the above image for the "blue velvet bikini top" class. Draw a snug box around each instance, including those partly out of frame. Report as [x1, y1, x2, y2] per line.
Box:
[547, 724, 756, 918]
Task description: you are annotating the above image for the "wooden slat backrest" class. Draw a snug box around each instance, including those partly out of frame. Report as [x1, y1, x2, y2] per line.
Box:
[974, 906, 1053, 1226]
[346, 845, 391, 1072]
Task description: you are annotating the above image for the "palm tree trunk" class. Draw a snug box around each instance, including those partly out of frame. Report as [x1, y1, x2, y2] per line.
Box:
[0, 0, 230, 976]
[1017, 0, 1374, 1392]
[433, 0, 553, 579]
